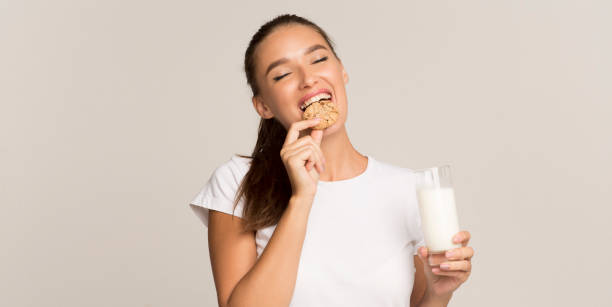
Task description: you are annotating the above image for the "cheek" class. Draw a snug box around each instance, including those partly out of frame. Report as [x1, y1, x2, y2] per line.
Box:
[266, 87, 299, 118]
[320, 65, 342, 80]
[325, 69, 346, 91]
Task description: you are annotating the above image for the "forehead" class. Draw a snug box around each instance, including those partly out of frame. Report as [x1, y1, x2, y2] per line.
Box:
[255, 24, 329, 68]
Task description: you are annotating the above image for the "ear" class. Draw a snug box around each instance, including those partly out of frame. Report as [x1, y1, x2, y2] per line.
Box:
[342, 66, 349, 84]
[252, 95, 275, 119]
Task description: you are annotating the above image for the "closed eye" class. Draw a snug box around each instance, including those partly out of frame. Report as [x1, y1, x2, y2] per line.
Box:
[313, 56, 328, 64]
[273, 73, 290, 82]
[273, 56, 328, 82]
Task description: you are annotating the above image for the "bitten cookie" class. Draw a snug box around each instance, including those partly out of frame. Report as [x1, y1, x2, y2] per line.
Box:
[302, 100, 338, 130]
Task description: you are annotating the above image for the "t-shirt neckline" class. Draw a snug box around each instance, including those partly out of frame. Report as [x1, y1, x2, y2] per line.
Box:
[317, 154, 372, 185]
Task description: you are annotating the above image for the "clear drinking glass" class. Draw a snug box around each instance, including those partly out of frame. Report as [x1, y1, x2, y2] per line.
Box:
[414, 165, 462, 258]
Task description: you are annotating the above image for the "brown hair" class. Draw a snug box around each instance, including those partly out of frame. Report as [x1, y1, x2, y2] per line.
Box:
[231, 14, 340, 232]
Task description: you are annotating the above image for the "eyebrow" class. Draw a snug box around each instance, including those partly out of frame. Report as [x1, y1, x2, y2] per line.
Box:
[264, 44, 328, 77]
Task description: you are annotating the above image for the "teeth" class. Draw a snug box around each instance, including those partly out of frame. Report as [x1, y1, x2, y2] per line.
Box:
[300, 93, 332, 111]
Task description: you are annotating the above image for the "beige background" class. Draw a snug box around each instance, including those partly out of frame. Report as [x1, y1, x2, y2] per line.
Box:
[2, 0, 611, 306]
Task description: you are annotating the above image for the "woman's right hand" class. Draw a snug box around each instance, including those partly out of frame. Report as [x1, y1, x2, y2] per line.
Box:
[280, 118, 326, 199]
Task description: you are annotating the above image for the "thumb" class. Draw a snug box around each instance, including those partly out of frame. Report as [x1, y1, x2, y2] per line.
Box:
[418, 246, 431, 267]
[310, 129, 323, 145]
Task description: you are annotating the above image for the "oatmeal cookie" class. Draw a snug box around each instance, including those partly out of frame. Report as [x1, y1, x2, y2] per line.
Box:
[302, 100, 338, 130]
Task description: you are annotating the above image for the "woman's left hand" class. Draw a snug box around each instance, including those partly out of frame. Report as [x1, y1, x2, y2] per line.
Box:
[417, 230, 474, 298]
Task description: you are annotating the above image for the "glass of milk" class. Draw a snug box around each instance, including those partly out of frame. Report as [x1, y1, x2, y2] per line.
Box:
[414, 165, 462, 255]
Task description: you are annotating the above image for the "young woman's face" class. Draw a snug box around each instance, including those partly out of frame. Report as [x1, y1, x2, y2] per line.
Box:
[252, 24, 349, 134]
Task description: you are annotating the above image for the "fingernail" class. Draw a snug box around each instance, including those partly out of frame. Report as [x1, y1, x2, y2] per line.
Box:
[440, 264, 450, 270]
[454, 236, 461, 243]
[446, 251, 454, 258]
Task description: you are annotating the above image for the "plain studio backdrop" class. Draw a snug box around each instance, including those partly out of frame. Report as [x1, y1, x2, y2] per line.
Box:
[1, 0, 611, 306]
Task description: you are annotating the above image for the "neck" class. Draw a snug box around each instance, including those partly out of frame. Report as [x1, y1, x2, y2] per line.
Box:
[317, 125, 367, 181]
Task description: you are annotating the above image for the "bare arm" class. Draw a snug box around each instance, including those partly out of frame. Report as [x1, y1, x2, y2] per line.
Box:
[227, 196, 311, 306]
[211, 119, 323, 306]
[410, 255, 427, 307]
[411, 254, 452, 307]
[207, 208, 257, 307]
[208, 196, 313, 307]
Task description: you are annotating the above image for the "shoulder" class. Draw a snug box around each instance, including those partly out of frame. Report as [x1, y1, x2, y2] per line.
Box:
[188, 154, 252, 226]
[211, 154, 252, 182]
[198, 154, 252, 204]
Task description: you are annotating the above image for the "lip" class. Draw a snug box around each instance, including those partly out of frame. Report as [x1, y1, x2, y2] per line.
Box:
[298, 88, 333, 108]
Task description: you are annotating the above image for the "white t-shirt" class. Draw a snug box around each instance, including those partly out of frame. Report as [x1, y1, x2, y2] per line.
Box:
[189, 154, 426, 307]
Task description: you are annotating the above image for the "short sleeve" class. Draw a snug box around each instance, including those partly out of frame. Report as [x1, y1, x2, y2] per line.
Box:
[188, 156, 249, 228]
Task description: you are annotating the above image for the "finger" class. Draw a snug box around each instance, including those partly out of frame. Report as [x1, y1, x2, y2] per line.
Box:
[310, 129, 325, 168]
[453, 230, 471, 247]
[312, 143, 325, 172]
[284, 142, 323, 171]
[286, 146, 314, 166]
[282, 137, 325, 168]
[310, 129, 323, 146]
[439, 260, 471, 272]
[418, 246, 428, 261]
[303, 140, 325, 172]
[419, 247, 444, 269]
[290, 146, 323, 174]
[427, 252, 449, 267]
[284, 118, 322, 147]
[310, 129, 326, 167]
[282, 135, 314, 155]
[300, 143, 324, 173]
[445, 246, 474, 261]
[431, 268, 469, 277]
[314, 151, 324, 173]
[306, 160, 314, 172]
[308, 148, 324, 174]
[306, 150, 324, 174]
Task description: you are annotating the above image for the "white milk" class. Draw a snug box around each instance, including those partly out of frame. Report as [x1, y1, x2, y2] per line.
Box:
[416, 187, 461, 253]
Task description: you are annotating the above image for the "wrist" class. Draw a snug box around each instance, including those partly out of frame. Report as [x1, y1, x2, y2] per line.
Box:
[289, 195, 314, 211]
[290, 194, 315, 203]
[419, 289, 452, 307]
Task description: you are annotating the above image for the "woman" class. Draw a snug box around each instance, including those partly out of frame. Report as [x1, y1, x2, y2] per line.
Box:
[189, 14, 474, 307]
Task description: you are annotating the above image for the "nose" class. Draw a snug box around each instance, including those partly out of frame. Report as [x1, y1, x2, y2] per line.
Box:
[298, 66, 317, 89]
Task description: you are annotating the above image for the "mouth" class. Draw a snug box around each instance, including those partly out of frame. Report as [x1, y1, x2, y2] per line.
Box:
[299, 91, 333, 112]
